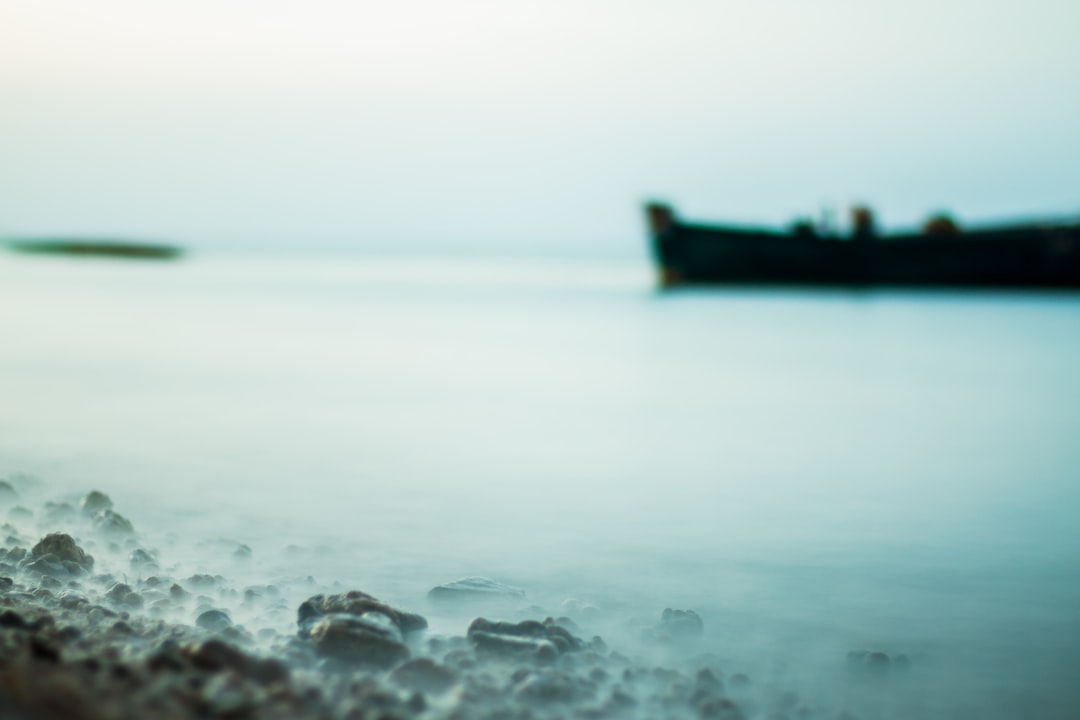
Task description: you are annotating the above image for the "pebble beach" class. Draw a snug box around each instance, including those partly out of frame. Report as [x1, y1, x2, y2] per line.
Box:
[0, 479, 919, 720]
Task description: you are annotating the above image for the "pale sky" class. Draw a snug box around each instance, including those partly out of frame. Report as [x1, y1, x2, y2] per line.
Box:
[2, 0, 1079, 254]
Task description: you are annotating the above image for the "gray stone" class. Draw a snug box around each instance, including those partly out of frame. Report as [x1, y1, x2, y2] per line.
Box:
[79, 490, 113, 516]
[197, 609, 233, 632]
[30, 533, 93, 570]
[307, 612, 409, 668]
[658, 608, 704, 638]
[467, 617, 583, 663]
[297, 590, 427, 636]
[92, 509, 134, 535]
[428, 576, 526, 602]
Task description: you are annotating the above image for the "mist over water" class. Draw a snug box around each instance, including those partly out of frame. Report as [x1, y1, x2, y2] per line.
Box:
[2, 252, 1080, 718]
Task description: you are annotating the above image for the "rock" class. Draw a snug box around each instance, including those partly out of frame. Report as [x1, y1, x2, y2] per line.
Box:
[467, 617, 583, 663]
[391, 657, 458, 693]
[866, 651, 891, 676]
[250, 657, 290, 685]
[22, 557, 79, 578]
[659, 608, 704, 638]
[182, 638, 252, 673]
[30, 533, 93, 570]
[297, 590, 427, 636]
[104, 583, 143, 609]
[0, 480, 17, 501]
[184, 574, 219, 589]
[306, 613, 410, 668]
[92, 509, 134, 535]
[129, 548, 157, 571]
[428, 576, 526, 602]
[79, 490, 113, 516]
[0, 609, 29, 629]
[233, 544, 253, 560]
[196, 609, 233, 632]
[847, 649, 895, 677]
[8, 507, 32, 520]
[58, 591, 90, 609]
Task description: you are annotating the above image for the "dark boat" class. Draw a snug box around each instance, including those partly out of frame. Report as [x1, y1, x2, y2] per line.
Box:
[645, 203, 1080, 289]
[7, 238, 184, 261]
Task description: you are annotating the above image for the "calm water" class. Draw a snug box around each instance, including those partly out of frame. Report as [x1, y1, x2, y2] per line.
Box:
[2, 252, 1079, 718]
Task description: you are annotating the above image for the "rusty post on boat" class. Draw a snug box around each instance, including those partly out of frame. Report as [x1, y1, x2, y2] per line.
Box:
[645, 202, 681, 288]
[645, 202, 676, 237]
[851, 205, 877, 241]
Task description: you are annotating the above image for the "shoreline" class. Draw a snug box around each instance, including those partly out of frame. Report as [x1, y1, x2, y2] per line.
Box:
[0, 483, 913, 720]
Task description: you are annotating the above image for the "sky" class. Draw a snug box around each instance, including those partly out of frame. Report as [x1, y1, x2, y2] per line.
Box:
[2, 0, 1079, 255]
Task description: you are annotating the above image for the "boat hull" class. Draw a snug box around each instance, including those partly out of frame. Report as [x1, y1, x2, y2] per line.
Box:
[647, 205, 1080, 289]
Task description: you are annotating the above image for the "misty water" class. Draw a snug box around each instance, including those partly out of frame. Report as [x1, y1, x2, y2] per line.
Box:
[1, 252, 1079, 718]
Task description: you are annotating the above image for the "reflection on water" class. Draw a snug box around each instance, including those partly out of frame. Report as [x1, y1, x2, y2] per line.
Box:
[1, 253, 1079, 717]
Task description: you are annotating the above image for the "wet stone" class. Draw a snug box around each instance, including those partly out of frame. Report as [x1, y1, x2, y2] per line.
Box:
[297, 590, 427, 636]
[105, 583, 143, 609]
[23, 554, 76, 578]
[58, 590, 90, 609]
[659, 608, 705, 638]
[182, 638, 253, 674]
[467, 617, 583, 664]
[129, 548, 158, 570]
[30, 533, 94, 570]
[847, 649, 897, 677]
[428, 576, 526, 602]
[79, 490, 113, 516]
[306, 613, 410, 669]
[29, 635, 61, 663]
[92, 509, 134, 535]
[184, 574, 219, 589]
[196, 609, 234, 632]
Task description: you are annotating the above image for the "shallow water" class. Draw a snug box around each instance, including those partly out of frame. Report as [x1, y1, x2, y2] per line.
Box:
[2, 252, 1079, 718]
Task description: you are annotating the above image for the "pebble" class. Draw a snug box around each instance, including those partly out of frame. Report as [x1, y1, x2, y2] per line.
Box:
[196, 609, 234, 632]
[306, 613, 410, 668]
[79, 490, 113, 516]
[297, 590, 428, 636]
[428, 576, 526, 602]
[30, 533, 94, 570]
[92, 509, 135, 535]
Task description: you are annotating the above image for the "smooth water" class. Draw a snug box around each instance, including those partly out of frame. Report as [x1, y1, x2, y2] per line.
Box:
[2, 252, 1079, 718]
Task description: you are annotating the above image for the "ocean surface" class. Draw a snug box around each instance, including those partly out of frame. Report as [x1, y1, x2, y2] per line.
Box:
[2, 251, 1079, 718]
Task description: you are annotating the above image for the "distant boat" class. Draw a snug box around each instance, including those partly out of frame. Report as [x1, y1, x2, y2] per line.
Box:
[7, 238, 184, 261]
[645, 203, 1080, 289]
